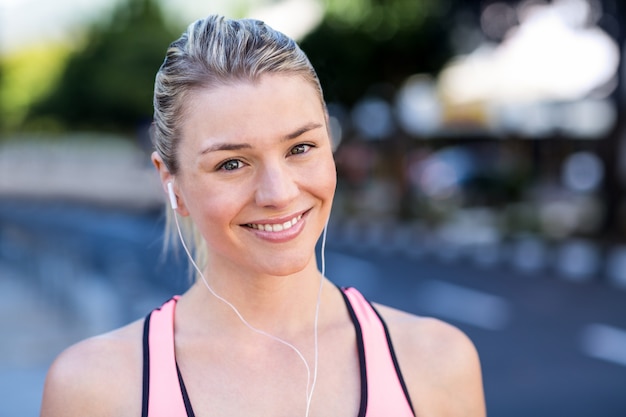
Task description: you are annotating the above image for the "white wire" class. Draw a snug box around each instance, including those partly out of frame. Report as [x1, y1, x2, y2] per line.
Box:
[173, 211, 326, 417]
[306, 220, 327, 415]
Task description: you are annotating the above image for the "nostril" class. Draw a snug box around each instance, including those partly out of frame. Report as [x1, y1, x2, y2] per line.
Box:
[255, 167, 299, 208]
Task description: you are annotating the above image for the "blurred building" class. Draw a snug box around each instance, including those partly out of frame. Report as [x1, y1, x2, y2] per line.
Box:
[332, 0, 623, 234]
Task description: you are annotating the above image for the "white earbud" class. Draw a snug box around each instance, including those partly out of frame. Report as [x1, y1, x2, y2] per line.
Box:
[167, 182, 178, 210]
[166, 179, 323, 417]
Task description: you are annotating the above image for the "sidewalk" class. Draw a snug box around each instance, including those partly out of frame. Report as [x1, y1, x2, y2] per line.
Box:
[0, 258, 169, 417]
[0, 264, 80, 417]
[0, 136, 164, 211]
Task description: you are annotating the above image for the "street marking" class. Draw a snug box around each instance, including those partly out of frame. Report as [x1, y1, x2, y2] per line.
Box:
[580, 324, 626, 367]
[415, 280, 512, 330]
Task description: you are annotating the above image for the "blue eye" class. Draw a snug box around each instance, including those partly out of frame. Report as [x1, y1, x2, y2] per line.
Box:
[219, 159, 243, 171]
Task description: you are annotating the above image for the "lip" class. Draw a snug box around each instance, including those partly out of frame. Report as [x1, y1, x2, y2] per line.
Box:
[241, 209, 310, 243]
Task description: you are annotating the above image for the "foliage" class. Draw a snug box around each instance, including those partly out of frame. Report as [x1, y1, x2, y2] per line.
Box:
[301, 0, 457, 105]
[323, 0, 440, 35]
[0, 44, 72, 133]
[26, 0, 180, 133]
[19, 0, 468, 134]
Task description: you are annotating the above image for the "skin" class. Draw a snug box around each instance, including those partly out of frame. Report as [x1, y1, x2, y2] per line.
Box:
[40, 74, 485, 417]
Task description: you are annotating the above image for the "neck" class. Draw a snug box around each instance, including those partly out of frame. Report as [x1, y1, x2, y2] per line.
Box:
[178, 264, 325, 417]
[183, 263, 326, 338]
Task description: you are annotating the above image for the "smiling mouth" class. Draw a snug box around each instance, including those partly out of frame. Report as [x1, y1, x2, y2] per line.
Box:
[245, 214, 303, 232]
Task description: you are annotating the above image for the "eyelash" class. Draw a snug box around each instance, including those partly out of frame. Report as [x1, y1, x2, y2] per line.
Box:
[218, 159, 244, 171]
[290, 143, 313, 155]
[216, 143, 315, 171]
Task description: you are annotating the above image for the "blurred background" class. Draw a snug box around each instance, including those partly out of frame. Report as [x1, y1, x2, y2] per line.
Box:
[1, 0, 626, 415]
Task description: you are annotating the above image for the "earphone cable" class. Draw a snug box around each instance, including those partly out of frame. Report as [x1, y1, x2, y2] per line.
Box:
[172, 211, 324, 416]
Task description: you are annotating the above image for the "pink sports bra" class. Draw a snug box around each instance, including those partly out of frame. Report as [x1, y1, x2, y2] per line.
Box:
[141, 287, 415, 417]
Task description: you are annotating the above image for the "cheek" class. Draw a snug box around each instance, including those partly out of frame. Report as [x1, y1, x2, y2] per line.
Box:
[323, 168, 337, 197]
[185, 184, 238, 229]
[311, 155, 337, 199]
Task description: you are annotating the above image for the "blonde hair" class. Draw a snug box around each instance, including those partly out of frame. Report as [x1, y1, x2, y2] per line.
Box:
[151, 15, 325, 273]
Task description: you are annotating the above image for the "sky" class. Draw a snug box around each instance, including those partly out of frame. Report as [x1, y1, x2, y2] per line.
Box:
[0, 0, 322, 55]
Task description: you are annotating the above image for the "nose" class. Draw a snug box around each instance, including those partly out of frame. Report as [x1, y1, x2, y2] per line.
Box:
[254, 161, 299, 209]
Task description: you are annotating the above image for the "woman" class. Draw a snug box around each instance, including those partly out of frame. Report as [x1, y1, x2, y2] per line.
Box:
[41, 15, 485, 417]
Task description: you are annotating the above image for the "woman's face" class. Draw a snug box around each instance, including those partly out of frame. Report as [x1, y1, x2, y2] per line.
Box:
[172, 74, 336, 277]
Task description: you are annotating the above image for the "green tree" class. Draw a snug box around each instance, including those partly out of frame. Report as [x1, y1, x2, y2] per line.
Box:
[27, 0, 179, 133]
[0, 59, 4, 133]
[301, 0, 458, 105]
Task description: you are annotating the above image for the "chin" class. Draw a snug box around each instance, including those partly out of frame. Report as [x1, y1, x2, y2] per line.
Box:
[262, 263, 309, 278]
[257, 254, 315, 278]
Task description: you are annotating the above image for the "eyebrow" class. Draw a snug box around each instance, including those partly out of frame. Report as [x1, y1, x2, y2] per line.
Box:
[282, 122, 324, 141]
[199, 122, 324, 155]
[200, 143, 252, 154]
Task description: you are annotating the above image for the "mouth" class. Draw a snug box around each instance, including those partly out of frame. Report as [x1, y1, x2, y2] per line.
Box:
[244, 213, 305, 233]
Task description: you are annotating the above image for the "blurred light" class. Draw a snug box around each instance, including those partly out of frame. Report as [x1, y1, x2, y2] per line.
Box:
[0, 0, 122, 53]
[555, 239, 601, 281]
[490, 101, 556, 136]
[481, 2, 518, 40]
[248, 0, 323, 41]
[516, 0, 546, 21]
[559, 99, 616, 137]
[492, 99, 616, 138]
[573, 195, 604, 233]
[328, 116, 343, 151]
[562, 151, 604, 192]
[327, 103, 347, 151]
[510, 235, 548, 272]
[436, 208, 501, 247]
[580, 324, 626, 367]
[351, 97, 395, 141]
[412, 147, 474, 200]
[540, 200, 579, 238]
[440, 0, 619, 105]
[396, 75, 442, 137]
[415, 280, 512, 330]
[419, 159, 458, 199]
[552, 0, 592, 28]
[1, 0, 321, 55]
[438, 45, 495, 106]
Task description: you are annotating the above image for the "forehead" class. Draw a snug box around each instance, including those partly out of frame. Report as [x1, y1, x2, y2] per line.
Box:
[180, 74, 326, 148]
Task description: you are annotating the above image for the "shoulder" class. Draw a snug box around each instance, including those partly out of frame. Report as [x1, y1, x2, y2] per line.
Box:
[374, 304, 479, 371]
[374, 304, 486, 417]
[40, 319, 145, 417]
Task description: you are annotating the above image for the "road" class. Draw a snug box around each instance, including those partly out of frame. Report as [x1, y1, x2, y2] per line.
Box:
[1, 199, 625, 417]
[326, 246, 626, 417]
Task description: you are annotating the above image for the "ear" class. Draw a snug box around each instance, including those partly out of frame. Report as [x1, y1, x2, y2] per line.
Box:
[151, 152, 189, 216]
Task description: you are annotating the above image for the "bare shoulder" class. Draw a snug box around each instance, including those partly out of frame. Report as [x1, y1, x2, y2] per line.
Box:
[40, 319, 145, 417]
[374, 304, 486, 417]
[374, 304, 479, 369]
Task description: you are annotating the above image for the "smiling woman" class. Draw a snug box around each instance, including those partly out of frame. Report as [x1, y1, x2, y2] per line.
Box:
[39, 14, 486, 417]
[162, 74, 336, 277]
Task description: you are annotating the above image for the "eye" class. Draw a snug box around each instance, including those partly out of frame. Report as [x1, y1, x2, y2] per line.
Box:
[289, 143, 312, 155]
[218, 159, 244, 171]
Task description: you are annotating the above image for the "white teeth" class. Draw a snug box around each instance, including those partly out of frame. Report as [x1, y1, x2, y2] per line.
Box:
[249, 215, 302, 232]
